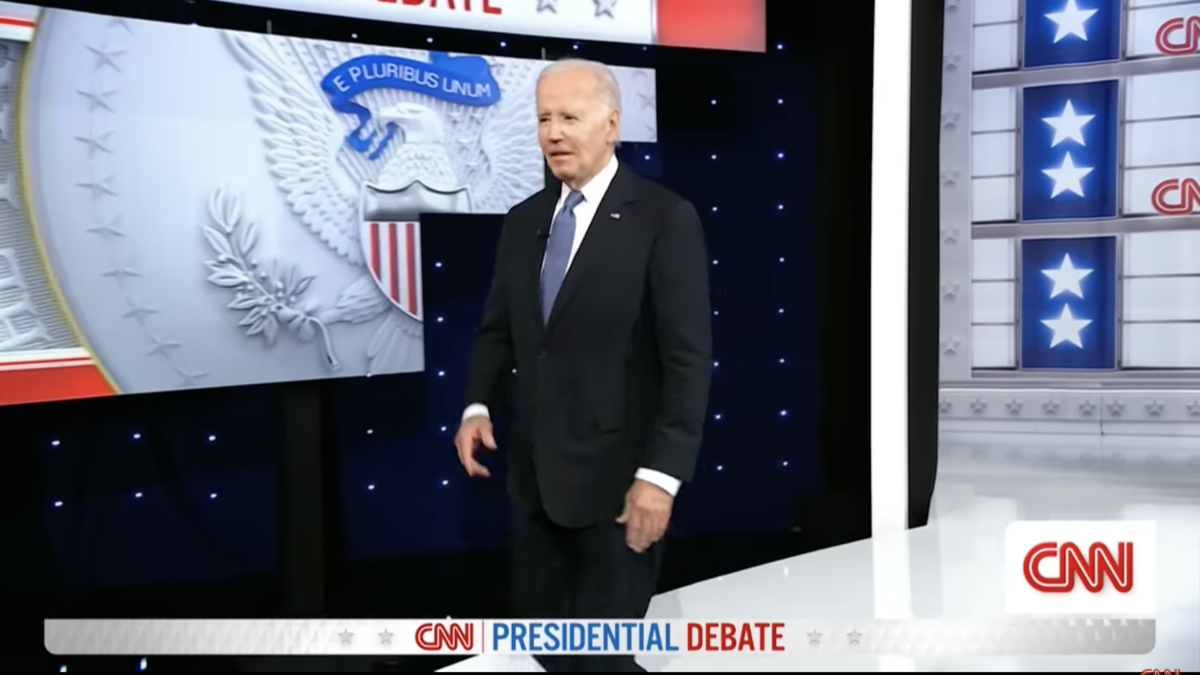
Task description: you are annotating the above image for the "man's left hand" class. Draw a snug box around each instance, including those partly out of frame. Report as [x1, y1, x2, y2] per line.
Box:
[616, 479, 674, 553]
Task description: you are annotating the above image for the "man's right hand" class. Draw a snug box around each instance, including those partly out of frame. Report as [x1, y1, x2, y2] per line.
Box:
[455, 415, 497, 478]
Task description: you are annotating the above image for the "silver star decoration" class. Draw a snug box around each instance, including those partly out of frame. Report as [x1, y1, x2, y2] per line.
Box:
[110, 17, 133, 32]
[940, 337, 961, 355]
[1187, 400, 1200, 417]
[941, 109, 960, 129]
[101, 267, 142, 283]
[943, 50, 962, 70]
[938, 398, 952, 414]
[176, 368, 209, 387]
[76, 86, 117, 112]
[338, 630, 354, 645]
[807, 630, 821, 645]
[1043, 399, 1060, 415]
[1146, 400, 1164, 417]
[941, 227, 960, 245]
[847, 629, 863, 645]
[638, 91, 656, 110]
[379, 629, 394, 646]
[75, 130, 114, 157]
[536, 0, 559, 12]
[970, 398, 987, 414]
[1080, 400, 1096, 416]
[87, 217, 126, 239]
[940, 169, 960, 185]
[121, 299, 158, 323]
[86, 44, 127, 73]
[946, 0, 960, 10]
[941, 281, 960, 299]
[78, 176, 118, 199]
[146, 334, 182, 357]
[594, 0, 618, 18]
[1006, 399, 1022, 415]
[1108, 400, 1124, 417]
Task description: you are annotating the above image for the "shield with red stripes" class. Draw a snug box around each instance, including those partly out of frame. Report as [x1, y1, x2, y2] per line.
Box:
[361, 219, 424, 322]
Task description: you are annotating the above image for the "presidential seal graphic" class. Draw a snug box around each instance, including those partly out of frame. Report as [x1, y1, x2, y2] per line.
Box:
[11, 8, 657, 399]
[16, 10, 551, 393]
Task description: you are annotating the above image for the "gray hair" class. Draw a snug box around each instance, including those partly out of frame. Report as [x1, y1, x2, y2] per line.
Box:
[538, 58, 622, 115]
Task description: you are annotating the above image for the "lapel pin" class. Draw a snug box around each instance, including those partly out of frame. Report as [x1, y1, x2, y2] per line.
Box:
[610, 212, 621, 219]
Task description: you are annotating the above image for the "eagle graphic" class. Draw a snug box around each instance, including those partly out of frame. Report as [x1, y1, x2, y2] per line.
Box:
[222, 31, 544, 374]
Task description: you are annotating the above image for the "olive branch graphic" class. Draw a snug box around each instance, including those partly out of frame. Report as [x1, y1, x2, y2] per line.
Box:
[202, 186, 340, 369]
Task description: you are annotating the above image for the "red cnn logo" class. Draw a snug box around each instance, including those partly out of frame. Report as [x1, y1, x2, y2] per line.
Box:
[1024, 541, 1134, 593]
[1151, 178, 1200, 216]
[1156, 16, 1200, 55]
[415, 622, 475, 651]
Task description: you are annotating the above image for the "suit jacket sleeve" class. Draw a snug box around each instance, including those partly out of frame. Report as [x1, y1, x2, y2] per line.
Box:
[463, 215, 517, 413]
[642, 199, 713, 483]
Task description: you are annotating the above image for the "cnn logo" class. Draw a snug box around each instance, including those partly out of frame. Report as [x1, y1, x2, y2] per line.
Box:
[1005, 521, 1156, 615]
[415, 622, 475, 652]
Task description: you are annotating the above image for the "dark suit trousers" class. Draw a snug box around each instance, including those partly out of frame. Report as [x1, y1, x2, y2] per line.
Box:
[511, 507, 663, 673]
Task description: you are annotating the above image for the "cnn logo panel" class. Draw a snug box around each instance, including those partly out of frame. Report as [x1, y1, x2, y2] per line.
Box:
[1004, 521, 1157, 615]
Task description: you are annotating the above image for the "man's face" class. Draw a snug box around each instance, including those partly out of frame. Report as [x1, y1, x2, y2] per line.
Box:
[537, 67, 620, 187]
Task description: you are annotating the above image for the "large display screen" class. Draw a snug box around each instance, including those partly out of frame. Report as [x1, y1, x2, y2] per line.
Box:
[938, 0, 1200, 377]
[0, 3, 657, 406]
[935, 0, 1200, 436]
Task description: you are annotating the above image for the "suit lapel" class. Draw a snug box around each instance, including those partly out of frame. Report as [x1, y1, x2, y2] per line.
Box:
[543, 162, 639, 333]
[528, 189, 559, 331]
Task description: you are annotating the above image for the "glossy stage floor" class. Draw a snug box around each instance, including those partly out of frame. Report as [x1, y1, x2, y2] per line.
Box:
[441, 432, 1200, 672]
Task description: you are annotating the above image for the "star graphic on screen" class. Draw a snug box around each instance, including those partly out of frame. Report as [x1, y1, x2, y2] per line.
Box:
[1041, 253, 1092, 298]
[1042, 305, 1091, 348]
[1043, 152, 1093, 198]
[847, 629, 863, 645]
[338, 630, 354, 645]
[1043, 100, 1094, 147]
[379, 629, 394, 646]
[807, 629, 822, 645]
[1046, 0, 1097, 43]
[536, 0, 559, 12]
[593, 0, 617, 18]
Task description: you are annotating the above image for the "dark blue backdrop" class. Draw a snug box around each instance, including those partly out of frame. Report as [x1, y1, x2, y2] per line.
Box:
[2, 0, 817, 620]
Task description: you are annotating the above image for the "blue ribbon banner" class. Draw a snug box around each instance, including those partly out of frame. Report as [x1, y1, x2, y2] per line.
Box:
[321, 52, 500, 158]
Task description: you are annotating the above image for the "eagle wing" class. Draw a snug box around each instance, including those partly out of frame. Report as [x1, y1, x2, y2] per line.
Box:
[223, 31, 366, 266]
[443, 56, 546, 214]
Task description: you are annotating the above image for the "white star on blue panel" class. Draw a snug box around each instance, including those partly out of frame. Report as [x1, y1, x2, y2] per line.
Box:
[1046, 0, 1098, 43]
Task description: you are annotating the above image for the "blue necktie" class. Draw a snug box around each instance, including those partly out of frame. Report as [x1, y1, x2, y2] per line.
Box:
[540, 190, 585, 324]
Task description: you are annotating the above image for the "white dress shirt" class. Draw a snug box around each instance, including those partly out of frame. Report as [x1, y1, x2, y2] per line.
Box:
[462, 153, 682, 498]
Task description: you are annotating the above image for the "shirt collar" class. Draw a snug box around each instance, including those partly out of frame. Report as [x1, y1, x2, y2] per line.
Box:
[561, 153, 619, 205]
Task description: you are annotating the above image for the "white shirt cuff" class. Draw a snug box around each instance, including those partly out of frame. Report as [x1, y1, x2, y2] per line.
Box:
[635, 468, 681, 497]
[462, 403, 490, 422]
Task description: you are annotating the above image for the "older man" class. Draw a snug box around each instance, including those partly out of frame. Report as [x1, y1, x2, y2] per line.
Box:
[455, 58, 712, 672]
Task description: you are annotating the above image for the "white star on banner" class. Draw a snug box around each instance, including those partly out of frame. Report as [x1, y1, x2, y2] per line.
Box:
[1043, 152, 1093, 198]
[1042, 253, 1092, 299]
[1046, 0, 1097, 43]
[1043, 100, 1093, 147]
[1042, 304, 1092, 348]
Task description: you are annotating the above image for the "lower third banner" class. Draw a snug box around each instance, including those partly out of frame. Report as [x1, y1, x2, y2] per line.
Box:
[44, 618, 1155, 656]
